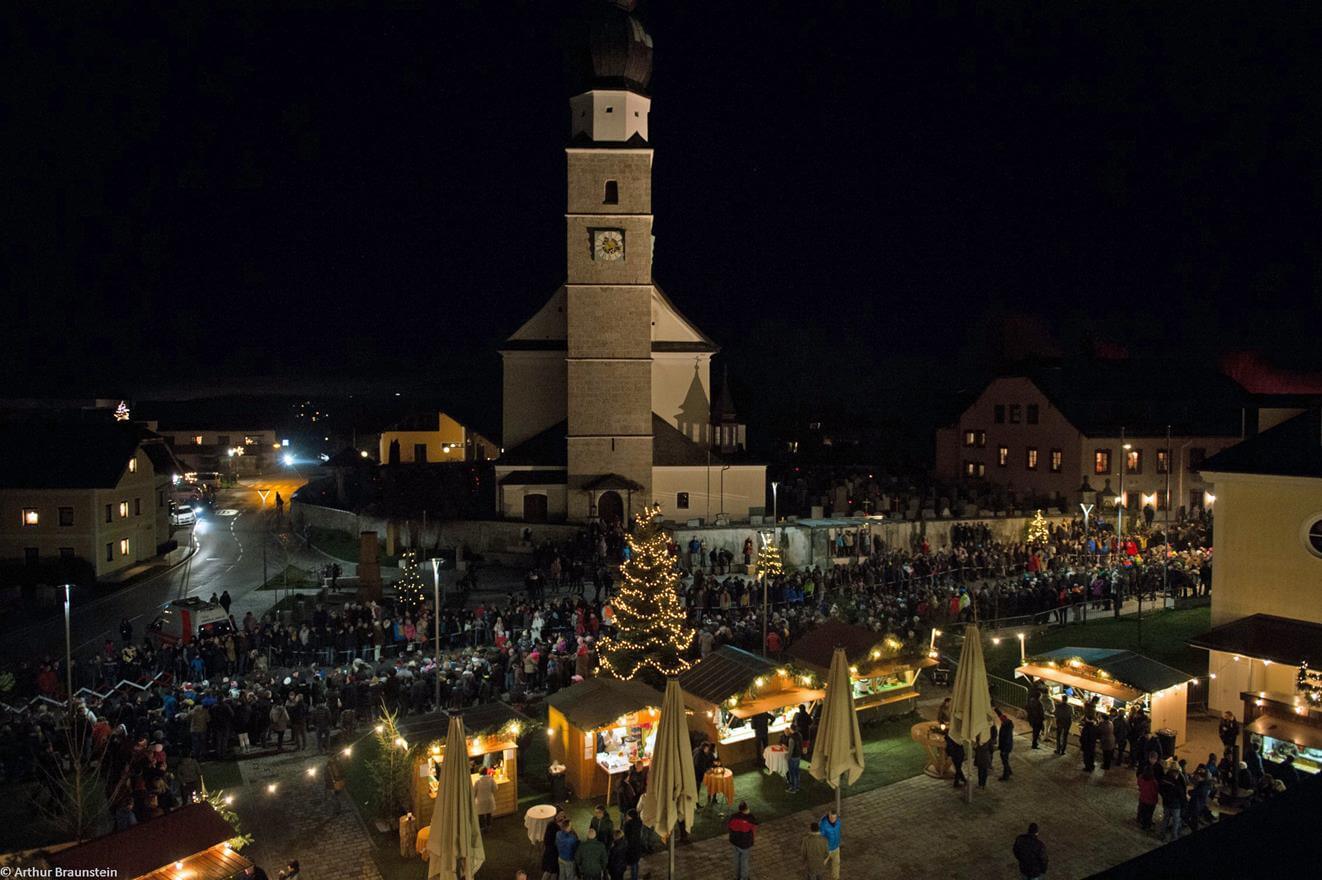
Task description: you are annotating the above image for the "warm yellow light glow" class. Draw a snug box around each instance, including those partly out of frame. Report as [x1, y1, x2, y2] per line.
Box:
[754, 676, 765, 688]
[266, 783, 277, 794]
[306, 766, 317, 777]
[375, 724, 384, 734]
[992, 638, 1001, 645]
[849, 665, 859, 675]
[342, 747, 352, 757]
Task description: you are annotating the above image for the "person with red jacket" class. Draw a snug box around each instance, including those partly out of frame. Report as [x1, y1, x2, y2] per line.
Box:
[727, 801, 758, 880]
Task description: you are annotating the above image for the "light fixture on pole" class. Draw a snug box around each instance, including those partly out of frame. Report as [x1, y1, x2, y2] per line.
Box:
[770, 479, 781, 548]
[1118, 428, 1130, 536]
[430, 556, 444, 710]
[1077, 477, 1096, 531]
[1016, 632, 1026, 664]
[63, 584, 74, 714]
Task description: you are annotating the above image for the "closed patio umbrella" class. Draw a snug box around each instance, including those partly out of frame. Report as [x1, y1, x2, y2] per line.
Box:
[949, 623, 997, 803]
[809, 646, 866, 818]
[638, 678, 697, 880]
[428, 715, 486, 880]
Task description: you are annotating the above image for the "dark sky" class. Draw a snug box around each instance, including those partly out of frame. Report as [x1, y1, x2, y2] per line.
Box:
[6, 1, 1322, 428]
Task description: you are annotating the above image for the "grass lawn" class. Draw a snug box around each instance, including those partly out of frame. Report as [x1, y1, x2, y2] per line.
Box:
[346, 708, 927, 880]
[981, 606, 1211, 680]
[255, 563, 320, 591]
[308, 526, 400, 568]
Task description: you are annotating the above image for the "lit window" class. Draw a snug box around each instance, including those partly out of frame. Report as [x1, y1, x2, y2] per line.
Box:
[119, 501, 129, 518]
[1156, 449, 1170, 474]
[1126, 449, 1142, 474]
[119, 538, 130, 557]
[1026, 447, 1039, 470]
[1094, 449, 1111, 475]
[194, 435, 204, 445]
[677, 492, 690, 510]
[964, 430, 986, 448]
[129, 457, 137, 473]
[1050, 449, 1062, 473]
[997, 446, 1009, 467]
[963, 461, 985, 478]
[21, 508, 39, 527]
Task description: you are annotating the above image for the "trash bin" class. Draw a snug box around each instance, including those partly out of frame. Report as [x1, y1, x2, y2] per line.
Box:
[1156, 728, 1176, 759]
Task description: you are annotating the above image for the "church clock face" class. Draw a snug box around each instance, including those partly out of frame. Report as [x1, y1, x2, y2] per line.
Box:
[592, 228, 625, 261]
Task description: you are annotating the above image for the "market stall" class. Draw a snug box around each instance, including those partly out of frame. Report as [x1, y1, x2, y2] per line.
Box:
[407, 703, 530, 823]
[787, 619, 935, 719]
[544, 676, 664, 800]
[1241, 690, 1322, 775]
[42, 803, 250, 880]
[678, 645, 824, 764]
[1015, 647, 1192, 745]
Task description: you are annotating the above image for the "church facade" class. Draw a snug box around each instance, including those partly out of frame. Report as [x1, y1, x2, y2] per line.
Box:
[495, 2, 766, 525]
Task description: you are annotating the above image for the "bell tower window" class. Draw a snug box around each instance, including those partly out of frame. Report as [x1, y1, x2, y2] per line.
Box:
[603, 180, 619, 204]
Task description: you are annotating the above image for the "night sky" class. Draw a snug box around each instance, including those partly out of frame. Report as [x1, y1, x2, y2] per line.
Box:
[7, 1, 1322, 430]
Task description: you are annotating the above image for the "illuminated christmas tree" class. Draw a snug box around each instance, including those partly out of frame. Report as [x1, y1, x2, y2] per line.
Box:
[755, 533, 783, 581]
[598, 505, 694, 684]
[1026, 509, 1049, 545]
[394, 550, 426, 611]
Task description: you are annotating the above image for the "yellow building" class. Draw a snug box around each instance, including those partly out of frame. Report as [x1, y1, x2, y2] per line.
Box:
[495, 3, 765, 524]
[0, 422, 179, 581]
[378, 411, 498, 464]
[1190, 409, 1322, 772]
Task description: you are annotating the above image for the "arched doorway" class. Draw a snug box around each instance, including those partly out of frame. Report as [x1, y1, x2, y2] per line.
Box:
[597, 490, 623, 525]
[522, 493, 548, 523]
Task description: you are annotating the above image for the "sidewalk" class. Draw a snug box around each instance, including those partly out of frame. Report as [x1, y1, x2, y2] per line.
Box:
[643, 730, 1165, 880]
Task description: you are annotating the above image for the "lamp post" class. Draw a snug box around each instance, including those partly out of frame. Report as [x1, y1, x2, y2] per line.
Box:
[430, 556, 444, 710]
[1016, 632, 1026, 665]
[1118, 428, 1131, 537]
[1077, 477, 1096, 532]
[63, 584, 74, 713]
[718, 465, 730, 520]
[759, 530, 772, 656]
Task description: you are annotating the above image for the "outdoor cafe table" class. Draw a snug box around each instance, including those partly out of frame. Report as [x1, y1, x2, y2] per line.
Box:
[763, 744, 789, 777]
[524, 803, 559, 845]
[704, 767, 735, 807]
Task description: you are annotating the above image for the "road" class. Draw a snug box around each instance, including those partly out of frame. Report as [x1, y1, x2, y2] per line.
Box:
[7, 477, 334, 660]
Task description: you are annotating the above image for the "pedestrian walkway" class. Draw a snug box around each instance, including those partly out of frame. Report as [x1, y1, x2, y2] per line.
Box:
[643, 731, 1166, 879]
[235, 750, 383, 880]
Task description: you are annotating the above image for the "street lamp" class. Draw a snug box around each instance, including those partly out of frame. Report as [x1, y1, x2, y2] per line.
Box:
[63, 584, 74, 712]
[1016, 632, 1026, 664]
[1118, 429, 1131, 536]
[429, 557, 444, 710]
[1077, 477, 1096, 531]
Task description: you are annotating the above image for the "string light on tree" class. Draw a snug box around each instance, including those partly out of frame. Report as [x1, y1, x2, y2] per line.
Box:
[113, 400, 131, 421]
[755, 533, 783, 582]
[1298, 660, 1322, 705]
[597, 504, 694, 685]
[1026, 509, 1049, 545]
[394, 550, 426, 611]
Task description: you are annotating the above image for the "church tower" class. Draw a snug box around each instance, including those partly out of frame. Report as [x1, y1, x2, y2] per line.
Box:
[562, 1, 656, 521]
[495, 1, 767, 526]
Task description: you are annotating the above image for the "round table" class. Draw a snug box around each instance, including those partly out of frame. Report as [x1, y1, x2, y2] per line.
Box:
[763, 745, 789, 777]
[911, 721, 953, 779]
[524, 803, 558, 845]
[704, 767, 735, 807]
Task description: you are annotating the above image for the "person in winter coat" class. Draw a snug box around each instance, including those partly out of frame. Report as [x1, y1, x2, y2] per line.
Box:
[973, 735, 994, 788]
[574, 828, 608, 880]
[1136, 766, 1160, 830]
[1112, 711, 1130, 766]
[945, 733, 967, 787]
[589, 804, 613, 847]
[1159, 768, 1187, 842]
[622, 809, 643, 880]
[800, 822, 829, 880]
[540, 812, 564, 880]
[555, 819, 579, 880]
[1026, 687, 1046, 749]
[473, 769, 497, 829]
[1011, 823, 1048, 880]
[1099, 716, 1117, 770]
[997, 709, 1015, 780]
[1080, 718, 1098, 772]
[818, 809, 841, 880]
[269, 701, 290, 751]
[1053, 697, 1073, 755]
[606, 829, 629, 880]
[312, 701, 332, 752]
[727, 802, 758, 880]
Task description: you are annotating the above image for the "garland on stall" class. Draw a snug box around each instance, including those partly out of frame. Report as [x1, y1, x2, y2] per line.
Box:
[1029, 655, 1141, 696]
[1299, 660, 1322, 705]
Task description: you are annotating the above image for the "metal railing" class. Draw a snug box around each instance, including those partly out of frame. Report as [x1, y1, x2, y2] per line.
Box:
[988, 674, 1029, 711]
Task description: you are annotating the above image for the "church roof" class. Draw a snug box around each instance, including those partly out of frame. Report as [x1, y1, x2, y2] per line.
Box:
[501, 282, 718, 354]
[496, 415, 725, 469]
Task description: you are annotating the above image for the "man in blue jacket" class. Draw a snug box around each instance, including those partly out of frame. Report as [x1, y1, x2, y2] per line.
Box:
[818, 808, 841, 880]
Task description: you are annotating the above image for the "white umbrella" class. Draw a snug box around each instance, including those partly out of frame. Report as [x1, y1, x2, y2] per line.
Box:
[428, 716, 485, 880]
[809, 647, 866, 818]
[949, 623, 997, 803]
[638, 679, 697, 880]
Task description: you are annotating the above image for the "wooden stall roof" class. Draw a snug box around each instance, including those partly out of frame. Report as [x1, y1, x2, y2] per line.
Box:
[1247, 714, 1322, 751]
[46, 804, 239, 879]
[139, 844, 252, 880]
[679, 646, 777, 706]
[1033, 647, 1191, 694]
[786, 620, 932, 676]
[1015, 663, 1143, 703]
[399, 702, 532, 742]
[545, 676, 663, 731]
[730, 687, 825, 719]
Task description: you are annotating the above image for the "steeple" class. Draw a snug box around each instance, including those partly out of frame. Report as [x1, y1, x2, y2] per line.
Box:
[568, 1, 653, 144]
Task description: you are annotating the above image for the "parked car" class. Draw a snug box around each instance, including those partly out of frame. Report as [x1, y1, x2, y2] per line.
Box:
[146, 597, 233, 647]
[170, 504, 196, 526]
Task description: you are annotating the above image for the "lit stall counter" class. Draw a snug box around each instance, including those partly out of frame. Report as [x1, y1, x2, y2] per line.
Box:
[407, 702, 530, 822]
[545, 677, 665, 800]
[786, 619, 936, 719]
[680, 646, 824, 765]
[1242, 691, 1322, 775]
[1016, 647, 1195, 746]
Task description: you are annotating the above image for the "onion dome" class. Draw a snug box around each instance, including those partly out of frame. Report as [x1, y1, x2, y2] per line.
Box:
[570, 0, 653, 93]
